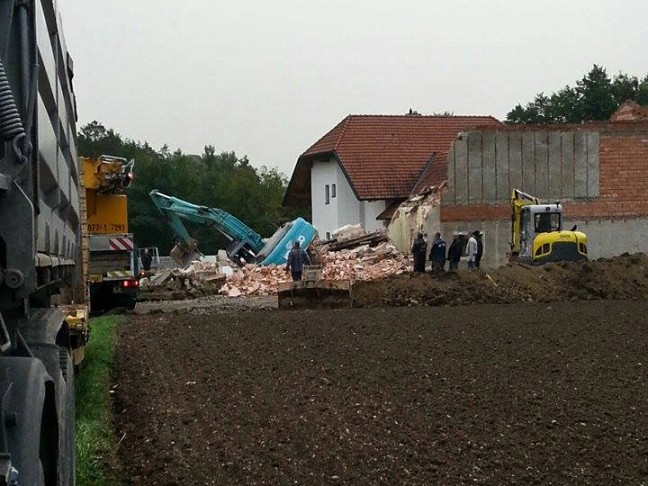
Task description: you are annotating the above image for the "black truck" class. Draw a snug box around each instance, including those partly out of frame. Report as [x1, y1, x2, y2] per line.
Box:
[0, 0, 83, 483]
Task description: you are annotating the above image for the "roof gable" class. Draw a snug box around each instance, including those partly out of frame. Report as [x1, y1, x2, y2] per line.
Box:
[284, 114, 501, 205]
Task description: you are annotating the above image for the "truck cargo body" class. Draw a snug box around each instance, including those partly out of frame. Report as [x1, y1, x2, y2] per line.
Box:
[0, 0, 81, 484]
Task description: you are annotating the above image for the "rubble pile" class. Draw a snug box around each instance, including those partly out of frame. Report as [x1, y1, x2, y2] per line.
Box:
[320, 242, 410, 281]
[141, 230, 412, 300]
[218, 264, 291, 297]
[219, 241, 410, 297]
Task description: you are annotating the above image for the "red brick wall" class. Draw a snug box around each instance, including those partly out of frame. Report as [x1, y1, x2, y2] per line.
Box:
[442, 129, 648, 223]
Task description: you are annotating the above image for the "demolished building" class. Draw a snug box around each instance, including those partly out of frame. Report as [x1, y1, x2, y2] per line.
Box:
[391, 105, 648, 267]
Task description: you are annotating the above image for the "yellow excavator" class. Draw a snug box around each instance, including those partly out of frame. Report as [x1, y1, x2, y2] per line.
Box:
[510, 189, 588, 264]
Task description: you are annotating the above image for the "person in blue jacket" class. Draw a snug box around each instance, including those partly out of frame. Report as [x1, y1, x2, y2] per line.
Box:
[286, 241, 311, 281]
[429, 232, 447, 273]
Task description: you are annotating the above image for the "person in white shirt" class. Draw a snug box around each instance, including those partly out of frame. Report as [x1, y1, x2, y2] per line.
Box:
[467, 231, 479, 270]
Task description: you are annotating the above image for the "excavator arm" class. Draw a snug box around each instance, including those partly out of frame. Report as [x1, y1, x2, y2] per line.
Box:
[510, 189, 540, 255]
[149, 190, 266, 266]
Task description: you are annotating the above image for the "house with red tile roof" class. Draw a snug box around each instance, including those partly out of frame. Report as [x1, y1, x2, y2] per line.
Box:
[283, 113, 501, 239]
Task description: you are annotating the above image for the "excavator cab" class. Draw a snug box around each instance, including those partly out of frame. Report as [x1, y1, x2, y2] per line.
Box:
[510, 189, 588, 264]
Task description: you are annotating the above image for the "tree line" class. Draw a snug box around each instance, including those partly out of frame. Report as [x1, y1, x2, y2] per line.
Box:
[78, 122, 303, 255]
[506, 65, 648, 124]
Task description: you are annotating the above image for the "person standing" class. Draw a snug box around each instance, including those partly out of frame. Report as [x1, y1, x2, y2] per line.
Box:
[429, 232, 447, 273]
[467, 231, 479, 270]
[142, 248, 153, 271]
[447, 232, 463, 271]
[286, 241, 311, 281]
[475, 231, 484, 269]
[411, 232, 428, 273]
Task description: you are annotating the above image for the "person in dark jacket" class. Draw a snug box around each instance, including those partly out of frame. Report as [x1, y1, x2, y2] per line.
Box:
[411, 232, 428, 273]
[286, 241, 311, 281]
[447, 232, 464, 271]
[475, 231, 484, 269]
[142, 248, 153, 271]
[429, 232, 447, 273]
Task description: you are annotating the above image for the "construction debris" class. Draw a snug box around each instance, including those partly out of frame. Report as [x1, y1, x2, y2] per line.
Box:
[141, 239, 411, 299]
[323, 230, 389, 252]
[320, 242, 409, 281]
[331, 223, 365, 242]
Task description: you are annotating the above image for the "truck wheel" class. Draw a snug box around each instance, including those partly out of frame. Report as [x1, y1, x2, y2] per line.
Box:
[59, 347, 76, 486]
[0, 358, 57, 485]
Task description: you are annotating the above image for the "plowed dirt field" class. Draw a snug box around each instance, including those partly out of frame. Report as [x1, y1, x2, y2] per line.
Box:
[113, 301, 648, 485]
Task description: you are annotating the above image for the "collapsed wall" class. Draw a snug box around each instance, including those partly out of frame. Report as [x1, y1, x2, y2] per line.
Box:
[440, 121, 648, 267]
[388, 189, 442, 255]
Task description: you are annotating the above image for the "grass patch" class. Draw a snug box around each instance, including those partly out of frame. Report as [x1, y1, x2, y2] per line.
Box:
[75, 315, 122, 486]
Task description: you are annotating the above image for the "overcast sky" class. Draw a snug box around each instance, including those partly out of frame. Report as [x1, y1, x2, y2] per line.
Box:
[61, 0, 647, 177]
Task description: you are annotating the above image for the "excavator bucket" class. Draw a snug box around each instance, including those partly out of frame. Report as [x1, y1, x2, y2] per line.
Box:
[277, 280, 352, 309]
[170, 244, 202, 268]
[277, 266, 352, 309]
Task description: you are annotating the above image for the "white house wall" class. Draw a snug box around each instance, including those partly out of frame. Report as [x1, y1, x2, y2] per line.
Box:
[311, 159, 339, 239]
[311, 159, 386, 238]
[361, 200, 387, 232]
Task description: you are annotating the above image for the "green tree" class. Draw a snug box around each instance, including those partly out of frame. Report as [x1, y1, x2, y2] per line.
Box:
[506, 65, 648, 124]
[77, 123, 295, 256]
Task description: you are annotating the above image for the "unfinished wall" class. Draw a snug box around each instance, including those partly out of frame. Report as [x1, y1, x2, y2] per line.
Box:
[443, 129, 600, 205]
[441, 124, 648, 267]
[389, 193, 441, 255]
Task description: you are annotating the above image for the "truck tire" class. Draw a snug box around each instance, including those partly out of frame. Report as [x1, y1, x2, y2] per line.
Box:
[0, 357, 59, 485]
[59, 348, 76, 486]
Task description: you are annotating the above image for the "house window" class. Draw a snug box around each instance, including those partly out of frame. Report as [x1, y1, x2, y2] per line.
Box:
[325, 184, 330, 205]
[326, 232, 331, 240]
[332, 184, 336, 198]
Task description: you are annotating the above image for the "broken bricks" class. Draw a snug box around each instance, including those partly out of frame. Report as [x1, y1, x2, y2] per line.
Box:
[143, 242, 411, 298]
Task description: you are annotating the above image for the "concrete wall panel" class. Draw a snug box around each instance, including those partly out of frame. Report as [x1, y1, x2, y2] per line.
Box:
[576, 217, 648, 258]
[509, 132, 523, 192]
[468, 133, 483, 204]
[547, 132, 562, 199]
[521, 132, 536, 193]
[454, 136, 468, 204]
[444, 128, 600, 205]
[534, 131, 549, 197]
[561, 132, 575, 197]
[574, 132, 588, 197]
[495, 132, 510, 201]
[482, 131, 497, 202]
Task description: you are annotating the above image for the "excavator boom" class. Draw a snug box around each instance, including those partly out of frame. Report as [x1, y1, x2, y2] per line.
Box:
[150, 190, 317, 267]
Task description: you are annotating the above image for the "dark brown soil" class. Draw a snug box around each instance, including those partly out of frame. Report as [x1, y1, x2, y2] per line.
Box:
[352, 253, 648, 307]
[114, 301, 648, 485]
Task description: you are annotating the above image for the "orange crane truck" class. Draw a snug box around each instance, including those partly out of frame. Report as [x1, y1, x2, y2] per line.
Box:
[83, 156, 139, 312]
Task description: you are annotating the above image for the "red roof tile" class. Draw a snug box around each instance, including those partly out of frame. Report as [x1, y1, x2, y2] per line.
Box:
[284, 114, 501, 205]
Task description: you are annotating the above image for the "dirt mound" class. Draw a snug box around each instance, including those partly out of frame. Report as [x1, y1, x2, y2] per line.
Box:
[352, 253, 648, 307]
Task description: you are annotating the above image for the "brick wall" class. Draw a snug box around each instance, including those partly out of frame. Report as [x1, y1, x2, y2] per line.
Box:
[442, 125, 648, 223]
